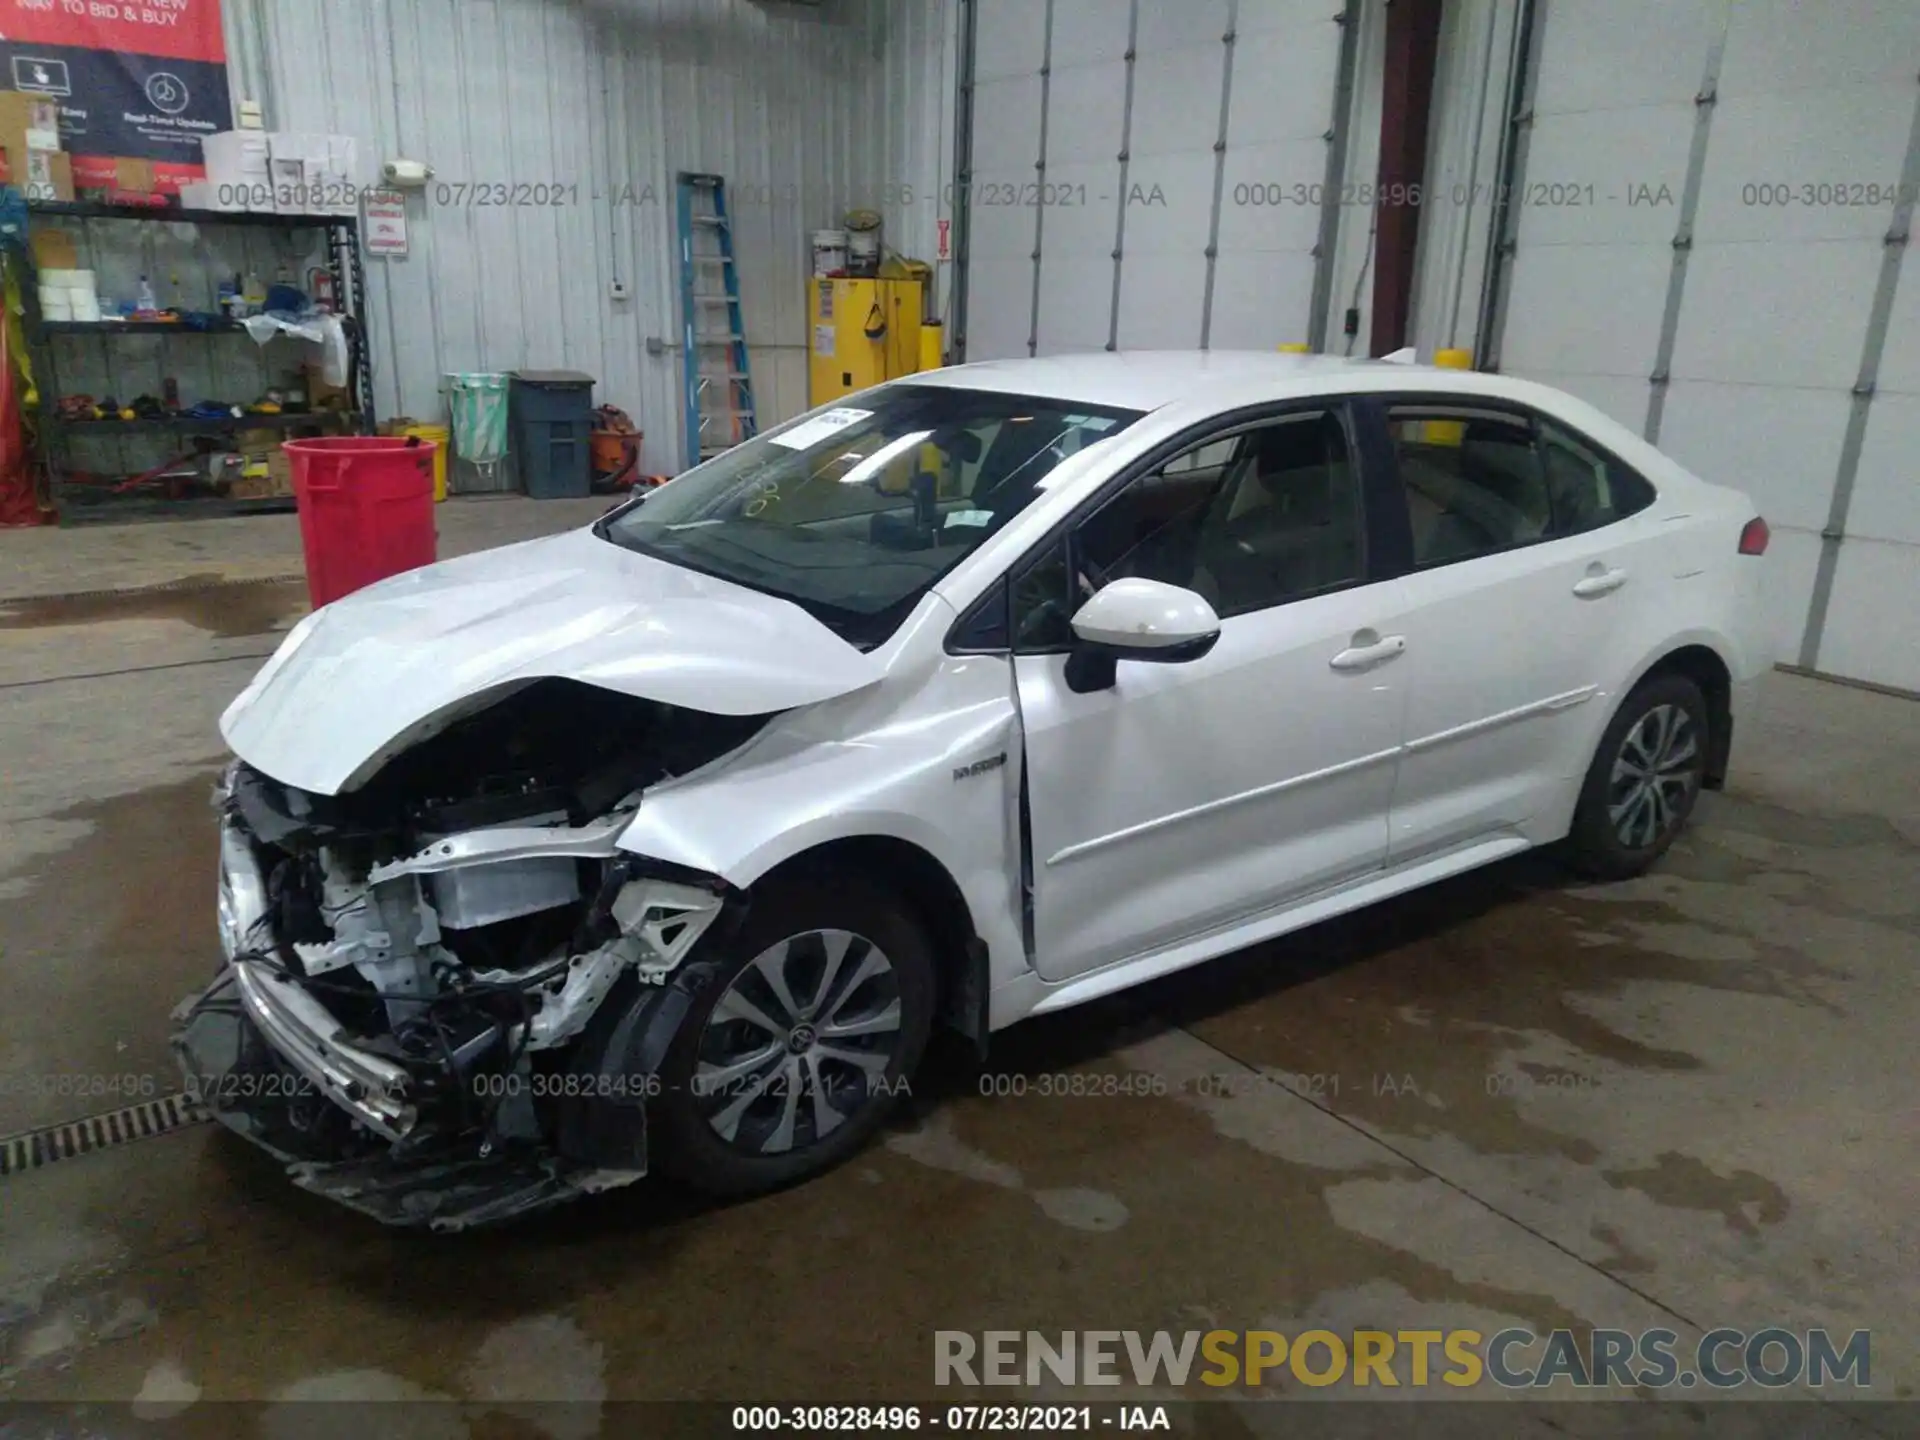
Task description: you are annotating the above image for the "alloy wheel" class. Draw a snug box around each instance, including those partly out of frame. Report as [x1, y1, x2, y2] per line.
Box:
[1607, 702, 1700, 849]
[693, 929, 902, 1155]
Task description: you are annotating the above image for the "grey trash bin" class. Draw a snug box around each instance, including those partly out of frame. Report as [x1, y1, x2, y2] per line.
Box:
[510, 370, 596, 499]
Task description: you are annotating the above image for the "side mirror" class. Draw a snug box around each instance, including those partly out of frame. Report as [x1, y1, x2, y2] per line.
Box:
[1064, 578, 1222, 693]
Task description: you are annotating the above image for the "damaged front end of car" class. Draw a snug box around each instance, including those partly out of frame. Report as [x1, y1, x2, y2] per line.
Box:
[171, 678, 766, 1231]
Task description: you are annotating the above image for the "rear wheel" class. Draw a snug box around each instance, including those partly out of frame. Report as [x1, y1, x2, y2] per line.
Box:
[1564, 674, 1708, 880]
[653, 873, 933, 1197]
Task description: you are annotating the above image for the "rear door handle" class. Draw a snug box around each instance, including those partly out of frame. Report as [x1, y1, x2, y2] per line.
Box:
[1330, 632, 1407, 672]
[1572, 566, 1628, 598]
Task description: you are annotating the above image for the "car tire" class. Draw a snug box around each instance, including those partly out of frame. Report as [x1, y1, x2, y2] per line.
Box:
[1564, 673, 1710, 881]
[651, 871, 934, 1198]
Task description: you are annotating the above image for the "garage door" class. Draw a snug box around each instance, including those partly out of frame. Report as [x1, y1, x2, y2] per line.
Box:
[962, 0, 1353, 360]
[1490, 0, 1920, 688]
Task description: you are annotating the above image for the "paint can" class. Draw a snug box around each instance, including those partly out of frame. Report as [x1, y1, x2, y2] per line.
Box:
[845, 209, 882, 277]
[811, 229, 848, 277]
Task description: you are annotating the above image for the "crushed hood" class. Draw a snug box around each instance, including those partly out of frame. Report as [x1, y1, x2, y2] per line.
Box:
[221, 526, 882, 795]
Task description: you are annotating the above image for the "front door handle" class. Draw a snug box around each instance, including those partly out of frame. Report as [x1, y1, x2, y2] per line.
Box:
[1572, 565, 1628, 598]
[1330, 631, 1407, 672]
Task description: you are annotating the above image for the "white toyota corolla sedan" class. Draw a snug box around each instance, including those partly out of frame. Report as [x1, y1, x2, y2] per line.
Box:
[176, 351, 1772, 1228]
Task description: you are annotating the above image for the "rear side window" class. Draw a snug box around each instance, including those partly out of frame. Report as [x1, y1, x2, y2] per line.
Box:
[1387, 406, 1547, 566]
[1387, 404, 1657, 567]
[1538, 419, 1656, 534]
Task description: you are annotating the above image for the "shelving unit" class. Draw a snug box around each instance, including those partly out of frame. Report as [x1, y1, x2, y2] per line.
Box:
[41, 318, 246, 334]
[48, 409, 364, 436]
[24, 200, 377, 525]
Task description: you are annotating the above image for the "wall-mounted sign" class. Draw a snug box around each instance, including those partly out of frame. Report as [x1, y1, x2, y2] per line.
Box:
[937, 218, 951, 263]
[0, 0, 232, 195]
[363, 189, 409, 257]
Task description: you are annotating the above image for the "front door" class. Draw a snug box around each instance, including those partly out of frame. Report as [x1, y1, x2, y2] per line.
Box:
[1011, 406, 1410, 982]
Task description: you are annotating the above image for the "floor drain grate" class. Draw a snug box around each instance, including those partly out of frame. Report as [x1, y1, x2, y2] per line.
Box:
[0, 1092, 210, 1178]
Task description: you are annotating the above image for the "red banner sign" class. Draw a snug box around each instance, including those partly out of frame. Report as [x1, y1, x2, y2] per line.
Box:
[1, 0, 232, 192]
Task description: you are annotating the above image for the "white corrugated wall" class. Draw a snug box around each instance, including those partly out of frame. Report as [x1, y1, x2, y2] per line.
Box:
[869, 0, 958, 316]
[223, 0, 955, 474]
[960, 0, 1356, 362]
[1406, 0, 1520, 360]
[1481, 0, 1920, 689]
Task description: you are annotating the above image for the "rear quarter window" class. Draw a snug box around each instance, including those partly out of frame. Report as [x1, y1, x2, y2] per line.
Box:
[1538, 418, 1657, 535]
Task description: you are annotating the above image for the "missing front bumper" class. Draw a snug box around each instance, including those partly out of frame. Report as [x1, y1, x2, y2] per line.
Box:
[171, 971, 647, 1232]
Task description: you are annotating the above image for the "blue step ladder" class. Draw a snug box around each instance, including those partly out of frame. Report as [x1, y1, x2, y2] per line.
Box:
[677, 172, 756, 465]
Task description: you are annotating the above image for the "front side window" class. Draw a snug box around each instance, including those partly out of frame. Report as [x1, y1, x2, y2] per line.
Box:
[1012, 408, 1363, 650]
[599, 386, 1142, 647]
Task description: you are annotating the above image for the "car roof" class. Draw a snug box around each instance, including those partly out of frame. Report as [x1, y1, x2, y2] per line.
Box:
[902, 349, 1543, 414]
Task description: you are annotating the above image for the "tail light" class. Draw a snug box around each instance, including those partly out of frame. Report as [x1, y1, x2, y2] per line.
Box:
[1738, 516, 1770, 556]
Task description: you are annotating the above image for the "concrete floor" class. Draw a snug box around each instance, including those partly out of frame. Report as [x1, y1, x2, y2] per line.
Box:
[0, 501, 1915, 1434]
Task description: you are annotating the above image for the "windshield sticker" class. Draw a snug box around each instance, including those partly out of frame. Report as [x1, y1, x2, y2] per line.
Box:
[769, 408, 872, 451]
[944, 509, 994, 529]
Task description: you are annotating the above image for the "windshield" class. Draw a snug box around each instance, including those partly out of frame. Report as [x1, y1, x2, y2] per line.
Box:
[598, 385, 1144, 647]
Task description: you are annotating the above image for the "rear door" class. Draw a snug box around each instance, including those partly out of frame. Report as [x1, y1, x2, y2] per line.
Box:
[1366, 399, 1667, 865]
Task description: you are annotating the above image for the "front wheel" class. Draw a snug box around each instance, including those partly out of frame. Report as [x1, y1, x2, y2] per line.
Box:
[652, 873, 934, 1197]
[1564, 673, 1709, 880]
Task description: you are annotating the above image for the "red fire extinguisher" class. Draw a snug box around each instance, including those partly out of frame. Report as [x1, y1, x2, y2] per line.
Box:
[307, 267, 339, 313]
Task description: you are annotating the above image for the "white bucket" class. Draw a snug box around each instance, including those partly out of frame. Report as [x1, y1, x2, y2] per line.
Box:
[38, 286, 73, 321]
[847, 223, 880, 275]
[69, 291, 102, 323]
[811, 229, 848, 277]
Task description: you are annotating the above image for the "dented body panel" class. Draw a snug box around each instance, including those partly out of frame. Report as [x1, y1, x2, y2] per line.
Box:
[616, 601, 1029, 991]
[220, 527, 883, 796]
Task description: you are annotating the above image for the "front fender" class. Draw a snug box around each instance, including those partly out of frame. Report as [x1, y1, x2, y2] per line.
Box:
[615, 653, 1029, 989]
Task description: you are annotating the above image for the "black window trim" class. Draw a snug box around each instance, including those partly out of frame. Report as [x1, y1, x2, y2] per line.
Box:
[1357, 392, 1662, 579]
[945, 397, 1387, 656]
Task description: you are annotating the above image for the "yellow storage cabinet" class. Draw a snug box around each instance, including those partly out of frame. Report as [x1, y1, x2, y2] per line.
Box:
[808, 278, 924, 406]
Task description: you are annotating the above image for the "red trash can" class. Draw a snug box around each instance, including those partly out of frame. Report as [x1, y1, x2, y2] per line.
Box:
[284, 436, 439, 608]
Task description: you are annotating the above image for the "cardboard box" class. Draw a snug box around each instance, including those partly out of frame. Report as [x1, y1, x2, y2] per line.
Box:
[0, 91, 60, 149]
[201, 130, 360, 214]
[268, 132, 332, 164]
[29, 227, 78, 271]
[202, 130, 271, 180]
[306, 366, 351, 410]
[0, 90, 71, 201]
[266, 134, 322, 214]
[268, 132, 360, 213]
[21, 150, 73, 203]
[202, 132, 273, 208]
[233, 429, 296, 497]
[110, 157, 165, 208]
[113, 158, 157, 195]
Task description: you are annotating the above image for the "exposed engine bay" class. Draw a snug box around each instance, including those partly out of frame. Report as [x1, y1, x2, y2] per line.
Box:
[172, 679, 768, 1230]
